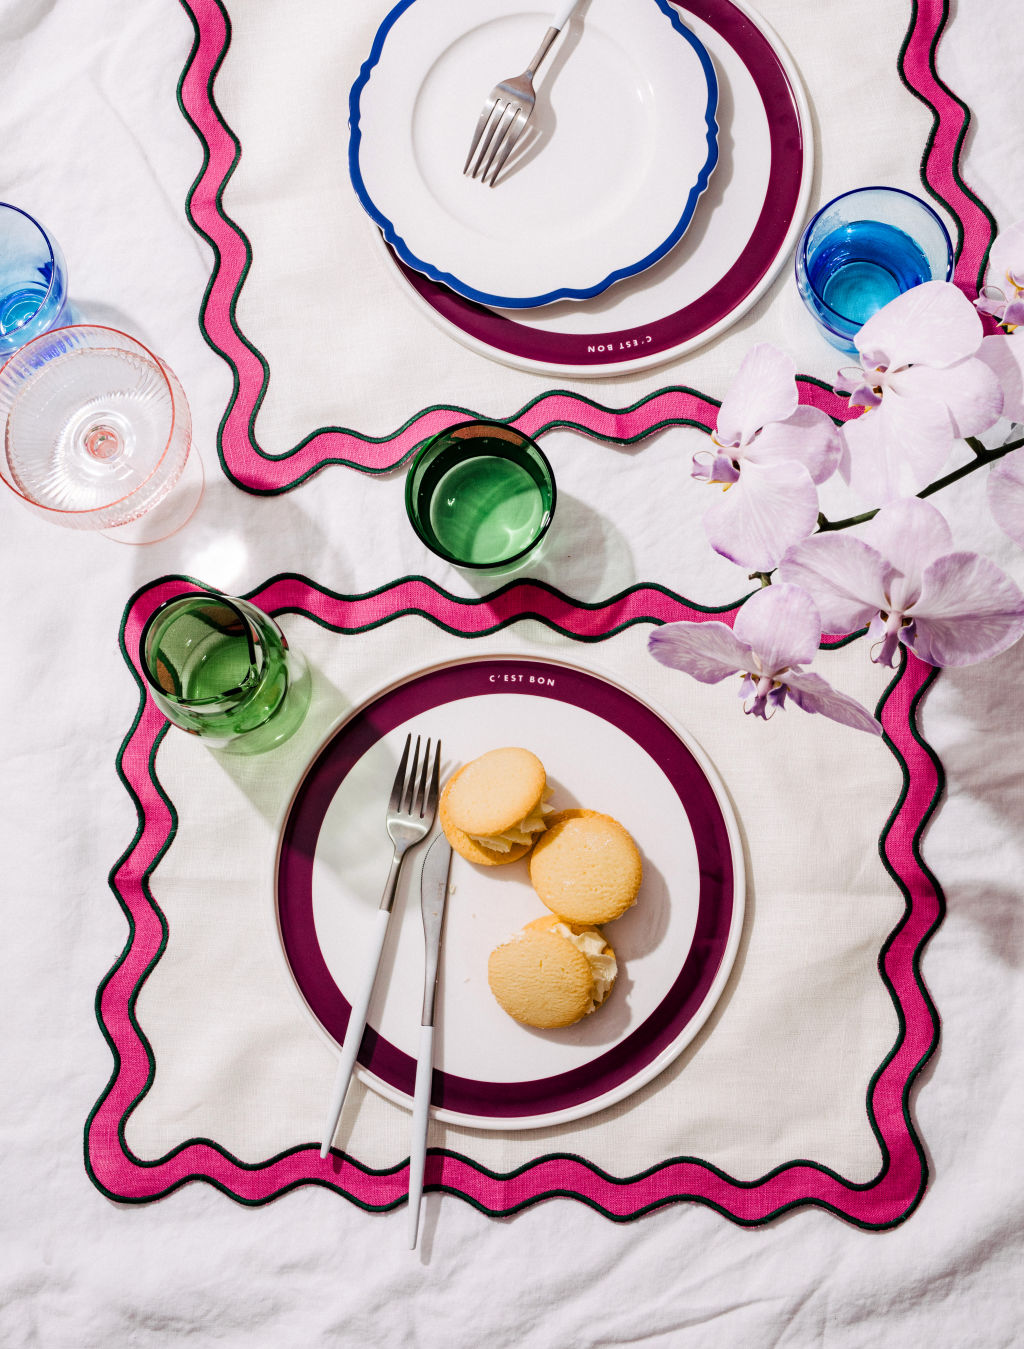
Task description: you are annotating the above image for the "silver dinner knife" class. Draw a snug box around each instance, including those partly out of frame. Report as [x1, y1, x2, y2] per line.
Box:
[408, 832, 453, 1248]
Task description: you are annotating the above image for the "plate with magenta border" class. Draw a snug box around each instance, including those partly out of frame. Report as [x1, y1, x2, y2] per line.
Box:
[381, 0, 812, 377]
[275, 655, 745, 1130]
[349, 0, 719, 309]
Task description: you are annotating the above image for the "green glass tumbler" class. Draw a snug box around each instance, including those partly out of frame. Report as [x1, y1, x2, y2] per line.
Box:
[139, 591, 311, 754]
[405, 420, 556, 571]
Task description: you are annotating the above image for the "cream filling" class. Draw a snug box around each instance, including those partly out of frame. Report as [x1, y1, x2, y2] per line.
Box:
[467, 789, 553, 853]
[551, 922, 617, 1010]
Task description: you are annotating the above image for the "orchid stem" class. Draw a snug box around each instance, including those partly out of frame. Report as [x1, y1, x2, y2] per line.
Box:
[817, 433, 1024, 533]
[817, 508, 877, 532]
[919, 438, 1022, 498]
[748, 571, 773, 588]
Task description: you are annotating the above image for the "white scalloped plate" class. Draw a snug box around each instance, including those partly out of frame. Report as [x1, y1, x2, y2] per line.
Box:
[349, 0, 719, 309]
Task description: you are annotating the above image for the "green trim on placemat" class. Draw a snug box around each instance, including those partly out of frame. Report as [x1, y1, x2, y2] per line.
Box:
[86, 574, 946, 1227]
[174, 0, 990, 490]
[897, 0, 1000, 289]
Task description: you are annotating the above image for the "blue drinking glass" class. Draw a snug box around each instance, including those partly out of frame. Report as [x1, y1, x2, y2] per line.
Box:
[795, 186, 953, 355]
[0, 203, 69, 357]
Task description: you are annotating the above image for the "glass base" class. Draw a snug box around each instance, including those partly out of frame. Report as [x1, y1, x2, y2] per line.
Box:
[216, 653, 313, 756]
[100, 447, 205, 545]
[814, 323, 859, 357]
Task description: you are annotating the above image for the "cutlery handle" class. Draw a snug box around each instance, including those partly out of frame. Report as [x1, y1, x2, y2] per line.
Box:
[407, 1023, 435, 1249]
[527, 0, 582, 77]
[552, 0, 582, 31]
[379, 845, 405, 913]
[319, 907, 392, 1159]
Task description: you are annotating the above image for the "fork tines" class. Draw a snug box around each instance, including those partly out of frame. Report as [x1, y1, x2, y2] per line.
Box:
[388, 734, 413, 812]
[424, 740, 441, 819]
[464, 100, 528, 187]
[391, 733, 441, 822]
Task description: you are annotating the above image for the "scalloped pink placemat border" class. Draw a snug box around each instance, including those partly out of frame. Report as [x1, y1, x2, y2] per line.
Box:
[86, 575, 942, 1226]
[175, 0, 995, 488]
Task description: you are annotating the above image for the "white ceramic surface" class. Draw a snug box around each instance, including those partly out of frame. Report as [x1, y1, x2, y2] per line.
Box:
[350, 0, 719, 308]
[381, 0, 814, 376]
[276, 654, 745, 1130]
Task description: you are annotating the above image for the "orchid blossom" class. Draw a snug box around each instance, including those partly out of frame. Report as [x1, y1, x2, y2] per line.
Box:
[778, 497, 1024, 668]
[838, 281, 1003, 504]
[987, 447, 1024, 550]
[975, 219, 1024, 329]
[648, 582, 881, 734]
[974, 223, 1024, 425]
[692, 344, 843, 571]
[979, 330, 1024, 424]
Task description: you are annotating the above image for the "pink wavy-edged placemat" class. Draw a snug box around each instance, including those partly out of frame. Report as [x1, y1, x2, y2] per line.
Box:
[175, 0, 992, 489]
[898, 0, 998, 296]
[86, 574, 942, 1226]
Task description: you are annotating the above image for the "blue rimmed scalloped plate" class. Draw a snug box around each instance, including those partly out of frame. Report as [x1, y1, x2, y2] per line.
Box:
[349, 0, 719, 310]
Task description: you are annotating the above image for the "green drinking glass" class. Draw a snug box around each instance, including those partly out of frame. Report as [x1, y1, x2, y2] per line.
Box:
[139, 591, 312, 754]
[405, 420, 556, 570]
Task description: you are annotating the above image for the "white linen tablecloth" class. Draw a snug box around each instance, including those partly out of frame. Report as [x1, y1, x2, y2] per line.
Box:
[0, 0, 1022, 1345]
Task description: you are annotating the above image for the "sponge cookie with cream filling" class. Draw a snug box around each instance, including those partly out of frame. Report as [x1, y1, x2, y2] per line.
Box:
[440, 747, 549, 866]
[487, 915, 617, 1028]
[529, 808, 642, 924]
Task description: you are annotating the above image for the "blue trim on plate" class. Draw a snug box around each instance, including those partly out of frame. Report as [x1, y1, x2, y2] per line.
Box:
[348, 0, 720, 310]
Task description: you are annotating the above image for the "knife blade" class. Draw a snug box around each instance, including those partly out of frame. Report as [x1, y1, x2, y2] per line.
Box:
[408, 831, 453, 1248]
[418, 832, 453, 1028]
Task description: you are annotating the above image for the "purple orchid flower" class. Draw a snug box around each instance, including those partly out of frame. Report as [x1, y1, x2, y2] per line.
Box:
[648, 582, 881, 734]
[693, 344, 843, 571]
[979, 329, 1024, 423]
[778, 497, 1024, 668]
[975, 220, 1024, 329]
[839, 281, 1003, 504]
[974, 224, 1024, 421]
[987, 447, 1024, 550]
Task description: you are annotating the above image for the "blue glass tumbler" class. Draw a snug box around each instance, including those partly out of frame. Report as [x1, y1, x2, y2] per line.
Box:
[795, 186, 954, 354]
[0, 203, 69, 357]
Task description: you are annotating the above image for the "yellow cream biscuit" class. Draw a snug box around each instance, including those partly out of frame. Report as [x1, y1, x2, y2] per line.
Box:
[487, 917, 617, 1029]
[444, 747, 546, 835]
[440, 769, 532, 866]
[440, 748, 549, 865]
[528, 809, 642, 925]
[522, 915, 618, 1007]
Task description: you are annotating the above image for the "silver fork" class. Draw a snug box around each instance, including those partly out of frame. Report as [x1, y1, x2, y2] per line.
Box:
[319, 733, 441, 1158]
[463, 0, 583, 188]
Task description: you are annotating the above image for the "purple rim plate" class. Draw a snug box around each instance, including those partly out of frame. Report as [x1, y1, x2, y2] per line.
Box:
[275, 655, 745, 1129]
[382, 0, 811, 378]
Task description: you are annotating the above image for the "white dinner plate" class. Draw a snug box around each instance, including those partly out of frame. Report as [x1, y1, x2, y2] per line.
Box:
[349, 0, 719, 309]
[275, 654, 744, 1130]
[382, 0, 813, 376]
